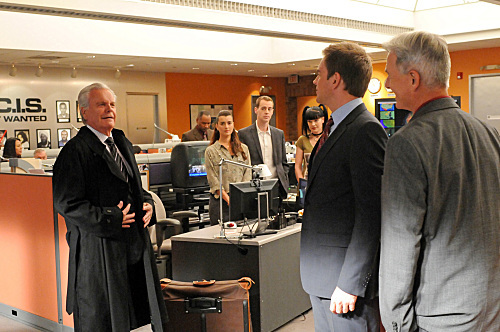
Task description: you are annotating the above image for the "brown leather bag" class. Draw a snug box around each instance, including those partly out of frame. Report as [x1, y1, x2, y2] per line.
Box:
[161, 277, 254, 332]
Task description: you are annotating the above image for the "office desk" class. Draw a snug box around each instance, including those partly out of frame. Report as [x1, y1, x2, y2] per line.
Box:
[171, 224, 311, 332]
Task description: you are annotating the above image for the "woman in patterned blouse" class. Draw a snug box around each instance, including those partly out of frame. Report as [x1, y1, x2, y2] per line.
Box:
[205, 110, 252, 225]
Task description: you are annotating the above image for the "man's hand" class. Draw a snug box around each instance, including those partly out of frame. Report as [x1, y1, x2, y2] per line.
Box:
[117, 201, 135, 228]
[330, 287, 358, 314]
[142, 202, 153, 228]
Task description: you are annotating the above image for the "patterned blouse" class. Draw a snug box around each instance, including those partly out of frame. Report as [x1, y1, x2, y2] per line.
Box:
[205, 141, 252, 197]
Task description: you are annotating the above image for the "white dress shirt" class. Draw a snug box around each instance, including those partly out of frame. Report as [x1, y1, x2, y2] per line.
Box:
[256, 124, 277, 179]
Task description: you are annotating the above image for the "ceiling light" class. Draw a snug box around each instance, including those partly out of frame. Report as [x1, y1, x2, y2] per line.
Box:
[9, 64, 17, 77]
[71, 67, 77, 78]
[86, 55, 96, 59]
[192, 67, 200, 70]
[230, 63, 238, 66]
[126, 64, 134, 67]
[114, 69, 121, 79]
[288, 63, 296, 66]
[35, 64, 43, 77]
[248, 69, 255, 72]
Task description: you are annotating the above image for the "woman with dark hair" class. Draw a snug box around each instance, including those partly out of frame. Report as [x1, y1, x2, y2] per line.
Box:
[2, 137, 23, 159]
[294, 104, 328, 181]
[205, 110, 252, 225]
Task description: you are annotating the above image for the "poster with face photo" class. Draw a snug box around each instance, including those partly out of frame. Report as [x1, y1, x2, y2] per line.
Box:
[76, 100, 82, 122]
[57, 100, 70, 123]
[14, 129, 30, 149]
[57, 128, 71, 148]
[37, 129, 51, 149]
[0, 130, 7, 147]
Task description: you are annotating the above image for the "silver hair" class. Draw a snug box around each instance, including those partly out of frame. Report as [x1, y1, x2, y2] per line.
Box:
[383, 31, 451, 89]
[77, 82, 116, 124]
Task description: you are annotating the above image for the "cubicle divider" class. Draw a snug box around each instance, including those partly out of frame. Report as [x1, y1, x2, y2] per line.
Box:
[0, 173, 73, 331]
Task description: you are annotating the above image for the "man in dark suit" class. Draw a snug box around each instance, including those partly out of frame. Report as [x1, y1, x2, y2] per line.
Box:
[181, 110, 214, 142]
[380, 31, 500, 332]
[238, 96, 289, 196]
[300, 42, 387, 331]
[53, 83, 168, 332]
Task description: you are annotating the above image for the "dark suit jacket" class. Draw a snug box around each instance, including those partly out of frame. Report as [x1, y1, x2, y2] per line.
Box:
[53, 126, 167, 331]
[300, 103, 387, 300]
[237, 122, 289, 195]
[181, 127, 214, 142]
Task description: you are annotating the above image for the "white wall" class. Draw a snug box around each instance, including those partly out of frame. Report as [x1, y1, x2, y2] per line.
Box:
[0, 65, 168, 150]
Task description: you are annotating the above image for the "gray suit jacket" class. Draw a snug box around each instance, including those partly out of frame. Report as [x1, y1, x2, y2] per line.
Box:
[238, 122, 289, 195]
[300, 103, 387, 300]
[181, 127, 214, 142]
[379, 98, 500, 332]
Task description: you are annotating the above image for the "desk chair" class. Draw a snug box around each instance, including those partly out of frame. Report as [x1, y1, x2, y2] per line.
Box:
[171, 210, 210, 233]
[148, 191, 183, 278]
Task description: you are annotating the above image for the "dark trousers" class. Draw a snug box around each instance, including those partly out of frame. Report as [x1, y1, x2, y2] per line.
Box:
[209, 194, 229, 225]
[309, 294, 380, 332]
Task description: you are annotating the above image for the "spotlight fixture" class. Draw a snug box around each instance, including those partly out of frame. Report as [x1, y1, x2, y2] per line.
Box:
[259, 86, 272, 94]
[35, 64, 43, 77]
[9, 64, 17, 77]
[114, 69, 121, 79]
[71, 67, 77, 78]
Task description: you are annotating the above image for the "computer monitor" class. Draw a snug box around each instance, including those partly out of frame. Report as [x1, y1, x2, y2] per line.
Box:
[229, 179, 280, 222]
[374, 98, 412, 137]
[375, 96, 461, 137]
[170, 141, 209, 189]
[297, 178, 307, 209]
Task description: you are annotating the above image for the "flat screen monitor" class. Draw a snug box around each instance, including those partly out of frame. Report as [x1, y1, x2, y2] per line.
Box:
[374, 98, 412, 137]
[375, 96, 461, 137]
[297, 178, 307, 209]
[229, 179, 280, 222]
[171, 141, 209, 188]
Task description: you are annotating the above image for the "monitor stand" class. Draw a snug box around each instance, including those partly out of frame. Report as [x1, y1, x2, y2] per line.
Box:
[242, 229, 278, 238]
[241, 218, 278, 238]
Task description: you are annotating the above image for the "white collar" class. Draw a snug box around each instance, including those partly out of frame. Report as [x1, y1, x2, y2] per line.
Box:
[87, 125, 111, 144]
[256, 122, 271, 135]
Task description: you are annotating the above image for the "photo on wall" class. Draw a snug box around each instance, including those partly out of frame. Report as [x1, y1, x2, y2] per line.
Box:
[57, 100, 71, 123]
[36, 129, 51, 149]
[14, 129, 30, 150]
[76, 101, 82, 122]
[57, 128, 71, 148]
[0, 130, 8, 147]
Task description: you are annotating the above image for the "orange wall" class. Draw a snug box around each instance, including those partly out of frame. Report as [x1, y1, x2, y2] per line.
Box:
[165, 47, 499, 139]
[165, 73, 287, 134]
[364, 47, 500, 114]
[449, 47, 500, 112]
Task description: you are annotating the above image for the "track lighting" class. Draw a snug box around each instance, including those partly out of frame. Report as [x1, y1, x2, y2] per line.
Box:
[114, 69, 121, 79]
[35, 64, 43, 77]
[71, 67, 77, 78]
[9, 64, 17, 77]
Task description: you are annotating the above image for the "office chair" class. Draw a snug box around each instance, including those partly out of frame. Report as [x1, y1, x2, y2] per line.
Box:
[148, 191, 183, 278]
[171, 210, 210, 233]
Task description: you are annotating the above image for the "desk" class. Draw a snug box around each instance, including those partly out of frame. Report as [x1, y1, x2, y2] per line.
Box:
[171, 224, 311, 332]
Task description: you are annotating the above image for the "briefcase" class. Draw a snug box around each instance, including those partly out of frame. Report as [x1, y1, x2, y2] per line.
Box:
[161, 277, 254, 332]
